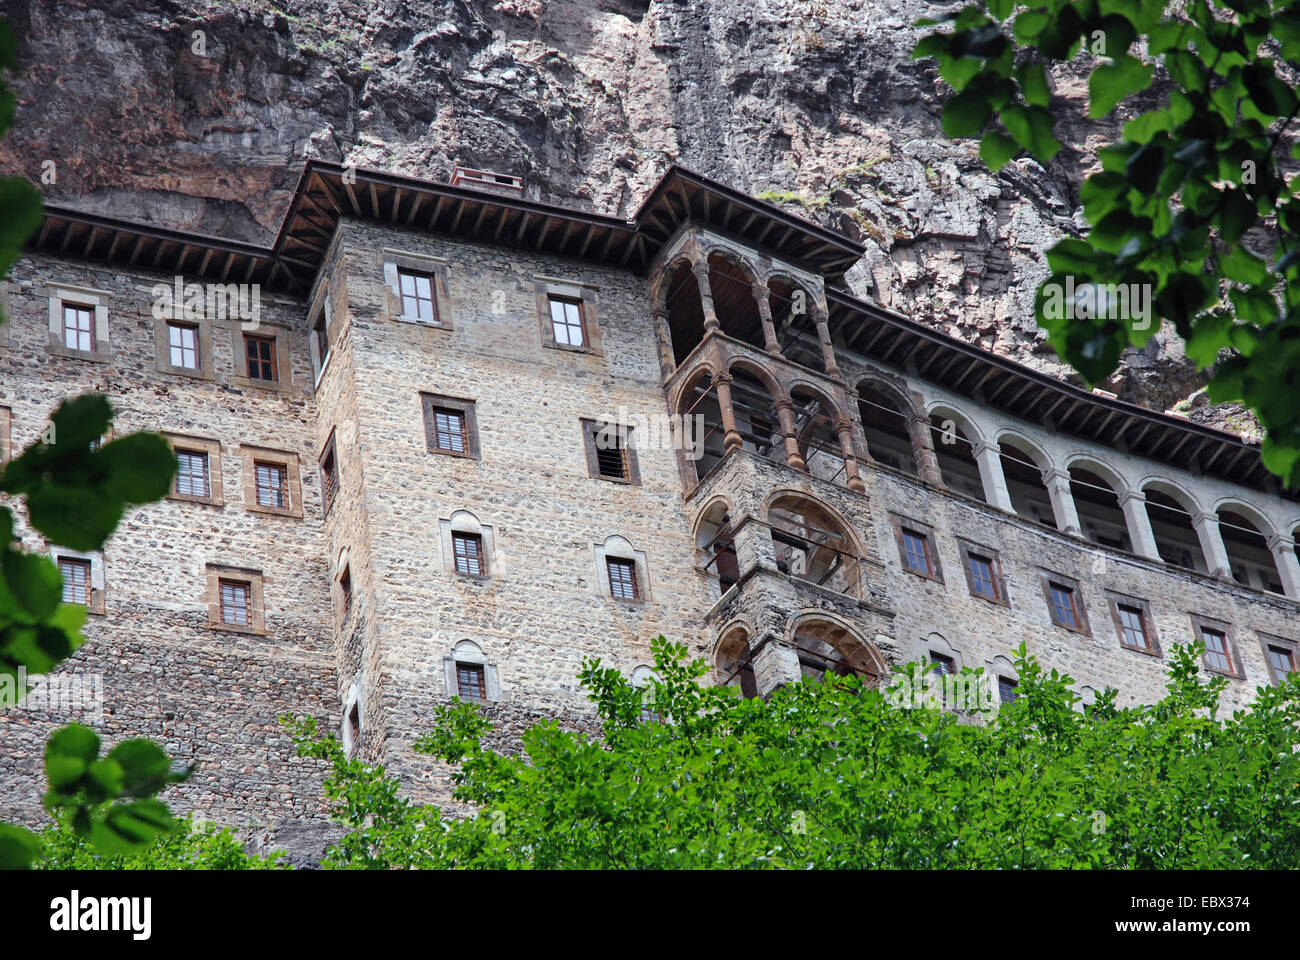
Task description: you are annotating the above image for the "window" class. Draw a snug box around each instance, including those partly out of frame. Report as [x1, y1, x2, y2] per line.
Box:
[58, 557, 92, 606]
[452, 532, 484, 576]
[607, 557, 639, 600]
[320, 431, 339, 515]
[997, 676, 1019, 703]
[1116, 604, 1148, 650]
[398, 269, 437, 324]
[456, 663, 486, 701]
[254, 461, 288, 508]
[62, 304, 94, 352]
[219, 579, 251, 627]
[175, 450, 211, 498]
[549, 296, 585, 347]
[967, 553, 997, 599]
[1201, 628, 1233, 674]
[1047, 582, 1080, 629]
[346, 702, 361, 753]
[1265, 644, 1296, 686]
[901, 529, 934, 576]
[930, 652, 955, 677]
[206, 564, 264, 633]
[338, 566, 353, 621]
[582, 420, 640, 484]
[432, 408, 468, 454]
[168, 322, 200, 369]
[245, 335, 278, 382]
[421, 394, 479, 459]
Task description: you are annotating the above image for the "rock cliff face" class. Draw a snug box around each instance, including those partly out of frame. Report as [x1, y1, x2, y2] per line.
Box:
[0, 0, 1240, 427]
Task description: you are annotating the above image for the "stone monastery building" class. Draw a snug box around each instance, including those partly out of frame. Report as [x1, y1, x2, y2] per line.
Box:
[1, 161, 1298, 827]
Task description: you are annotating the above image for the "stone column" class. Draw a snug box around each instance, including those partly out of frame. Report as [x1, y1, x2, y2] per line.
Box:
[712, 372, 744, 453]
[1267, 535, 1300, 600]
[749, 633, 804, 695]
[1118, 490, 1162, 562]
[811, 304, 842, 379]
[693, 261, 720, 332]
[909, 415, 944, 487]
[773, 398, 807, 472]
[1191, 512, 1234, 579]
[751, 282, 782, 356]
[1042, 468, 1083, 536]
[835, 416, 866, 492]
[971, 440, 1014, 513]
[652, 307, 675, 380]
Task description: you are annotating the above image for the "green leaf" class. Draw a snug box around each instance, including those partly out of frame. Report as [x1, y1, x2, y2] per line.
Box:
[26, 485, 125, 552]
[0, 824, 40, 870]
[99, 434, 177, 504]
[1000, 104, 1061, 161]
[979, 130, 1020, 170]
[1017, 62, 1051, 107]
[1089, 55, 1155, 118]
[90, 799, 176, 855]
[109, 740, 175, 797]
[1, 551, 63, 621]
[942, 89, 992, 138]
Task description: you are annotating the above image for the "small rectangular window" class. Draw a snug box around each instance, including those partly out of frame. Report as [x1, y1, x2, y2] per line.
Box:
[452, 532, 484, 576]
[320, 434, 339, 515]
[583, 420, 639, 484]
[595, 433, 628, 480]
[901, 529, 932, 576]
[168, 322, 200, 369]
[549, 296, 585, 347]
[1116, 604, 1149, 651]
[58, 557, 92, 606]
[62, 304, 95, 352]
[398, 269, 437, 323]
[175, 450, 211, 498]
[1201, 628, 1232, 674]
[607, 557, 638, 600]
[432, 408, 468, 454]
[930, 652, 955, 677]
[245, 335, 278, 382]
[1047, 582, 1079, 630]
[1266, 644, 1296, 685]
[997, 676, 1018, 703]
[219, 579, 251, 627]
[966, 552, 998, 601]
[339, 567, 353, 620]
[456, 663, 486, 701]
[312, 309, 330, 381]
[255, 461, 289, 508]
[347, 703, 361, 751]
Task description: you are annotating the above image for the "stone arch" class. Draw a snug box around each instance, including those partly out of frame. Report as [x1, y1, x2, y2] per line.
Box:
[767, 272, 823, 371]
[764, 489, 865, 597]
[927, 401, 987, 502]
[789, 381, 847, 483]
[695, 496, 740, 595]
[661, 256, 706, 365]
[996, 431, 1057, 527]
[1063, 453, 1131, 497]
[1065, 454, 1132, 551]
[987, 654, 1020, 704]
[787, 612, 887, 685]
[715, 620, 759, 698]
[705, 249, 765, 350]
[1213, 497, 1285, 593]
[727, 358, 783, 463]
[1140, 478, 1209, 573]
[856, 377, 921, 476]
[674, 363, 725, 483]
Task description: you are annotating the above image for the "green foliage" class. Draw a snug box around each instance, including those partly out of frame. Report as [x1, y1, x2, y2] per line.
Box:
[290, 637, 1300, 869]
[35, 814, 286, 870]
[915, 0, 1300, 483]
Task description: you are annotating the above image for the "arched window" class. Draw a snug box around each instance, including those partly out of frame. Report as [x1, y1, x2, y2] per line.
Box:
[696, 499, 740, 596]
[728, 365, 781, 463]
[443, 639, 500, 703]
[791, 385, 846, 484]
[998, 437, 1056, 527]
[857, 382, 917, 476]
[767, 493, 862, 597]
[439, 510, 496, 577]
[1217, 506, 1284, 593]
[769, 276, 824, 371]
[1141, 482, 1208, 573]
[594, 535, 651, 601]
[930, 413, 985, 501]
[789, 617, 884, 686]
[663, 259, 705, 365]
[1069, 465, 1131, 551]
[677, 368, 725, 483]
[707, 252, 765, 349]
[716, 627, 759, 699]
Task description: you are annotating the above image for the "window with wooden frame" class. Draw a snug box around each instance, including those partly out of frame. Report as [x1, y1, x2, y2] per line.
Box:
[957, 541, 1006, 604]
[582, 420, 640, 484]
[238, 446, 301, 518]
[456, 662, 486, 702]
[452, 532, 485, 576]
[309, 294, 332, 385]
[607, 557, 639, 601]
[205, 564, 264, 634]
[1107, 593, 1160, 655]
[1038, 572, 1089, 634]
[167, 322, 201, 370]
[1262, 636, 1298, 686]
[175, 449, 210, 498]
[244, 334, 278, 382]
[1192, 618, 1241, 677]
[997, 675, 1019, 703]
[548, 295, 585, 347]
[421, 393, 480, 459]
[62, 303, 95, 352]
[58, 556, 92, 606]
[319, 430, 339, 516]
[338, 565, 353, 622]
[219, 579, 251, 627]
[929, 652, 955, 677]
[164, 435, 223, 506]
[892, 517, 942, 582]
[398, 269, 438, 324]
[254, 461, 289, 508]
